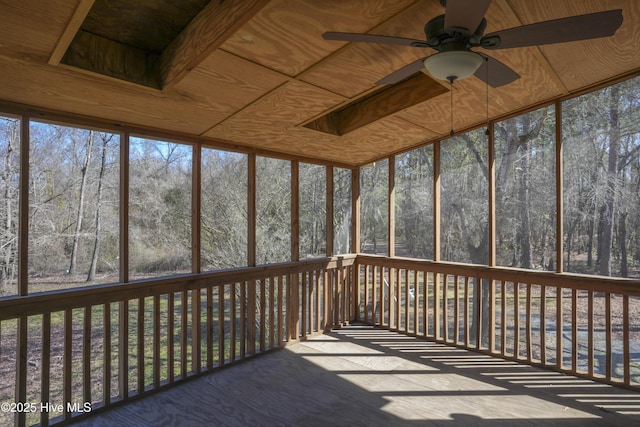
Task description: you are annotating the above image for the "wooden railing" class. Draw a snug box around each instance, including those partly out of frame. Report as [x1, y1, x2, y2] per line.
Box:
[357, 255, 640, 390]
[4, 252, 640, 426]
[0, 255, 356, 427]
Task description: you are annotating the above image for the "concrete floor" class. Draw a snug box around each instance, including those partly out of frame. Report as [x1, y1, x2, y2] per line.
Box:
[73, 325, 640, 426]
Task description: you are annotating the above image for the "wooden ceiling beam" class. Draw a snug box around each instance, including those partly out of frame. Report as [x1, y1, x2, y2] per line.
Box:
[304, 73, 447, 136]
[49, 0, 95, 66]
[158, 0, 270, 91]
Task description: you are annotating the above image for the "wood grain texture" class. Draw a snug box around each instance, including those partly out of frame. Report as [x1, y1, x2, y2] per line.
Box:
[73, 326, 640, 427]
[221, 0, 417, 77]
[2, 0, 640, 166]
[305, 73, 447, 136]
[159, 0, 269, 89]
[49, 0, 95, 65]
[300, 0, 441, 98]
[80, 0, 209, 53]
[62, 30, 161, 88]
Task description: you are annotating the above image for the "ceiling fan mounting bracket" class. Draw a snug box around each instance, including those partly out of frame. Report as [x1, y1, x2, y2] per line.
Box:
[424, 15, 487, 51]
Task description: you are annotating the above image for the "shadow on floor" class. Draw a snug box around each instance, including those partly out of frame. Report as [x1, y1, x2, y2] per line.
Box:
[73, 325, 640, 426]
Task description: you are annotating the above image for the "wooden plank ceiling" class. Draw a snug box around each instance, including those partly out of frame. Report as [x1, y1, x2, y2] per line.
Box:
[0, 0, 639, 166]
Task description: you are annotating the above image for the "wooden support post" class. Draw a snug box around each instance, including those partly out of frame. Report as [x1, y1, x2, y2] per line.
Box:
[15, 115, 29, 427]
[555, 101, 563, 273]
[192, 144, 201, 274]
[247, 154, 256, 353]
[326, 167, 334, 257]
[388, 156, 395, 257]
[351, 168, 360, 254]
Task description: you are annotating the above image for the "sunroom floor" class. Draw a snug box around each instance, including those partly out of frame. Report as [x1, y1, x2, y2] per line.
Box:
[74, 325, 640, 426]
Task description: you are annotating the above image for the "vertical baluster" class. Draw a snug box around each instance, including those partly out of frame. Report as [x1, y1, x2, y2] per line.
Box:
[153, 295, 161, 388]
[424, 271, 429, 339]
[526, 284, 532, 363]
[219, 285, 226, 363]
[103, 304, 111, 407]
[230, 284, 236, 361]
[587, 290, 594, 377]
[514, 283, 520, 359]
[571, 289, 578, 373]
[404, 269, 410, 333]
[137, 298, 145, 393]
[371, 266, 377, 326]
[41, 313, 51, 427]
[167, 294, 174, 383]
[290, 274, 299, 340]
[248, 279, 257, 354]
[387, 267, 395, 331]
[240, 282, 246, 358]
[63, 309, 72, 421]
[269, 277, 275, 345]
[278, 276, 284, 343]
[206, 287, 213, 369]
[180, 291, 188, 379]
[343, 266, 349, 326]
[413, 271, 419, 335]
[192, 289, 201, 374]
[362, 265, 369, 324]
[260, 279, 266, 351]
[464, 276, 470, 347]
[475, 278, 482, 351]
[443, 274, 448, 342]
[540, 286, 547, 366]
[84, 305, 92, 404]
[623, 295, 630, 386]
[308, 272, 314, 333]
[454, 275, 459, 344]
[315, 270, 321, 333]
[434, 273, 441, 341]
[556, 287, 563, 369]
[488, 279, 495, 353]
[323, 270, 330, 331]
[335, 268, 341, 326]
[301, 273, 307, 338]
[605, 292, 612, 381]
[501, 281, 506, 356]
[395, 268, 401, 332]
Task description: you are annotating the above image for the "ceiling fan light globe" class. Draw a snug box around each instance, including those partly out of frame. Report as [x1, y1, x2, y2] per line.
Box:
[424, 51, 483, 81]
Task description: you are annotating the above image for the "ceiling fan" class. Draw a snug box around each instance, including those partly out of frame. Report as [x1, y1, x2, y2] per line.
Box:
[323, 0, 624, 88]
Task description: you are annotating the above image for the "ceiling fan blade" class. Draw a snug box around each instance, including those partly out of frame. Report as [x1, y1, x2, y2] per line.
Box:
[481, 9, 623, 50]
[376, 58, 427, 85]
[474, 55, 520, 88]
[322, 32, 428, 47]
[444, 0, 492, 34]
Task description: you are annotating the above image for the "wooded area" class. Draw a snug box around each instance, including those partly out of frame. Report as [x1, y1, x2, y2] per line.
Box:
[0, 75, 639, 297]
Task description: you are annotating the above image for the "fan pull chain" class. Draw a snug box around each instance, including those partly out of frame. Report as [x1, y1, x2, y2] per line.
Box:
[485, 56, 490, 136]
[448, 77, 455, 136]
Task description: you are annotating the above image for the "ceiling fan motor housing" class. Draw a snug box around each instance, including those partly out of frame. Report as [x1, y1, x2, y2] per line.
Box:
[424, 14, 487, 50]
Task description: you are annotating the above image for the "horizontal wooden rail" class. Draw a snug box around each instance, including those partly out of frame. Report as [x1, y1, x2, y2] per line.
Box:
[0, 256, 356, 426]
[357, 255, 640, 392]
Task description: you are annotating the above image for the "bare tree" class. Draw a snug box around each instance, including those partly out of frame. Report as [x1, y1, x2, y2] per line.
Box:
[0, 117, 19, 294]
[87, 133, 113, 281]
[68, 131, 94, 274]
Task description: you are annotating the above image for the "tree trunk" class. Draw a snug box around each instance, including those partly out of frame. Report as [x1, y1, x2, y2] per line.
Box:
[598, 86, 620, 276]
[88, 134, 109, 281]
[619, 211, 628, 277]
[1, 119, 19, 293]
[69, 131, 94, 274]
[517, 141, 532, 269]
